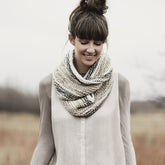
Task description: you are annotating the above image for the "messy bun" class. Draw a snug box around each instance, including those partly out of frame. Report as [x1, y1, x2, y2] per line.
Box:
[80, 0, 108, 15]
[69, 0, 109, 42]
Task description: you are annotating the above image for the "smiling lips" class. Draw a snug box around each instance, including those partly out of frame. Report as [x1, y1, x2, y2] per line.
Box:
[83, 53, 96, 61]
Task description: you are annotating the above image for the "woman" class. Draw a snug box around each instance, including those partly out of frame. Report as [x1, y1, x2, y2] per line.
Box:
[30, 0, 136, 164]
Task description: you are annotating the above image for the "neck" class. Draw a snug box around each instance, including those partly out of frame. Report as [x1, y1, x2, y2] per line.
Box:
[73, 57, 89, 75]
[75, 63, 89, 74]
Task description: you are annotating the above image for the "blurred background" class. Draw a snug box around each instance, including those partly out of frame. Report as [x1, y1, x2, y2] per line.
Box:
[0, 0, 165, 164]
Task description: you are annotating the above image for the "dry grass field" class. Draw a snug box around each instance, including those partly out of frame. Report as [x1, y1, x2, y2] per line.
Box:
[0, 110, 165, 165]
[131, 110, 165, 165]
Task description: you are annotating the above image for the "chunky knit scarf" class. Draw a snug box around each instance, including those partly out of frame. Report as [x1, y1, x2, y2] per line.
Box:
[53, 50, 114, 117]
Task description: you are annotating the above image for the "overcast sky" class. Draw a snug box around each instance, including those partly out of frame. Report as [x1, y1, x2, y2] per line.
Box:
[0, 0, 165, 100]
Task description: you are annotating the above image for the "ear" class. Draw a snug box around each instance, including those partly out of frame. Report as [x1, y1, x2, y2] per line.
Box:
[68, 33, 75, 46]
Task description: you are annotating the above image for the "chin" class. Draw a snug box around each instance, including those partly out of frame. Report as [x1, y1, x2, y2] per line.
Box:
[83, 60, 96, 67]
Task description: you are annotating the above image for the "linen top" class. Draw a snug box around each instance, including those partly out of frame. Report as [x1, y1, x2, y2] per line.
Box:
[30, 72, 136, 165]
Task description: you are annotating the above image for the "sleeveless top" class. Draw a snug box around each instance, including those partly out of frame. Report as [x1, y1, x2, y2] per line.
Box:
[51, 72, 128, 165]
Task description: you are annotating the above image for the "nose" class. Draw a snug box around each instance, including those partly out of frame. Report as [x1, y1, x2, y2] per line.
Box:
[86, 44, 95, 54]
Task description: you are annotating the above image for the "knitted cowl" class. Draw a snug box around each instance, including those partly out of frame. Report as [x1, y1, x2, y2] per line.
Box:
[53, 50, 114, 117]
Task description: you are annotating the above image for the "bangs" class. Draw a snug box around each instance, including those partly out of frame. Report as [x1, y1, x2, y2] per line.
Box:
[74, 14, 108, 42]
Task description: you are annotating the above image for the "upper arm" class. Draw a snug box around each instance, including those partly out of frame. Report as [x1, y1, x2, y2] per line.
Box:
[118, 73, 131, 132]
[118, 73, 136, 165]
[38, 73, 53, 142]
[30, 73, 55, 165]
[118, 73, 130, 105]
[39, 73, 52, 102]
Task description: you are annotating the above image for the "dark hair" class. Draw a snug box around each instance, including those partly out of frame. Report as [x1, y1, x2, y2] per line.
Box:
[69, 0, 108, 42]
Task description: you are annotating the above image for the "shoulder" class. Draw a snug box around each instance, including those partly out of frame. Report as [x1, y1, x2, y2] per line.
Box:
[118, 73, 130, 98]
[39, 73, 52, 99]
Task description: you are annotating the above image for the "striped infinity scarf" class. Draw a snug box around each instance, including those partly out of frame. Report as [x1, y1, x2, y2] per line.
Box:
[53, 50, 114, 117]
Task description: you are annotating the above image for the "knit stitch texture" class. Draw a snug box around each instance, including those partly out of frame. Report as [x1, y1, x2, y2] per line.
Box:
[53, 50, 114, 117]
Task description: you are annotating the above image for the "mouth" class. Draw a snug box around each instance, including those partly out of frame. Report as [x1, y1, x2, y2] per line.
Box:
[83, 53, 96, 57]
[83, 54, 97, 61]
[85, 55, 95, 58]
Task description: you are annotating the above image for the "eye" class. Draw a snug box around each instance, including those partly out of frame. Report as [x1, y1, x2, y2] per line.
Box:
[79, 39, 89, 45]
[94, 43, 101, 46]
[80, 42, 88, 45]
[94, 42, 103, 46]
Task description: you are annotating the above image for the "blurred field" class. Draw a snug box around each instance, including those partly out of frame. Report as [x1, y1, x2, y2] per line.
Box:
[0, 112, 39, 165]
[131, 110, 165, 165]
[0, 111, 165, 165]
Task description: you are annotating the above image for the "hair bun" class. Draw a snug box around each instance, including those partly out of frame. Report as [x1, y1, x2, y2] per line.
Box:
[80, 0, 108, 15]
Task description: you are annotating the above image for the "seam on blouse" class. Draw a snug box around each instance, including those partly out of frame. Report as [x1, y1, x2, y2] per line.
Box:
[116, 72, 120, 112]
[51, 73, 54, 118]
[81, 118, 86, 165]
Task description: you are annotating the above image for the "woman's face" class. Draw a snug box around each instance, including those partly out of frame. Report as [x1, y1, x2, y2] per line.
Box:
[69, 34, 104, 74]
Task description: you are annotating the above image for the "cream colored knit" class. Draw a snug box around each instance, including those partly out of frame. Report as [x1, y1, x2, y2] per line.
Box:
[53, 50, 114, 117]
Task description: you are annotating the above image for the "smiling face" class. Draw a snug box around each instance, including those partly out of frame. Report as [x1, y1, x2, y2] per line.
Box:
[69, 34, 104, 74]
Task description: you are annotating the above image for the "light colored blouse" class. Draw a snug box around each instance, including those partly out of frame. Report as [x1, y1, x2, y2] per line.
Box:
[30, 72, 136, 165]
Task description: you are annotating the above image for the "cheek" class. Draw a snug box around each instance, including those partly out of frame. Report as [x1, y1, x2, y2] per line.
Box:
[75, 43, 81, 50]
[76, 45, 86, 53]
[97, 47, 103, 54]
